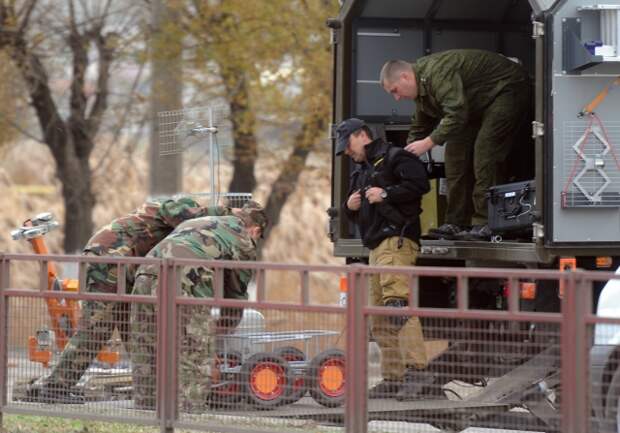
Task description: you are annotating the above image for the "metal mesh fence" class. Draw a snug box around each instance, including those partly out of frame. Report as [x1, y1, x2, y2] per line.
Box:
[7, 295, 155, 422]
[2, 254, 619, 433]
[364, 314, 561, 432]
[176, 306, 346, 431]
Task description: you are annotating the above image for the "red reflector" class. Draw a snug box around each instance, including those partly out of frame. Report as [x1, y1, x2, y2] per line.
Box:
[596, 256, 613, 268]
[520, 282, 537, 300]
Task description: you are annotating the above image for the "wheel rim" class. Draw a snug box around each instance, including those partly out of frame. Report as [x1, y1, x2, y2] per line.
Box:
[318, 358, 345, 397]
[250, 362, 285, 400]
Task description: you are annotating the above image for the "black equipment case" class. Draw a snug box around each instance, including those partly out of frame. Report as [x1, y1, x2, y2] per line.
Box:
[487, 180, 537, 234]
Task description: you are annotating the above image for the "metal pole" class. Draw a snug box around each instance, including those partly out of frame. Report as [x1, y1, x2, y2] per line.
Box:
[159, 259, 176, 433]
[0, 257, 9, 429]
[560, 271, 588, 433]
[208, 107, 217, 207]
[345, 268, 368, 433]
[572, 271, 589, 433]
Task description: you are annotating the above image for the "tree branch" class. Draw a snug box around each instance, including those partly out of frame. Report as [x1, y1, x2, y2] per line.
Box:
[86, 31, 111, 137]
[16, 0, 37, 35]
[9, 35, 65, 157]
[92, 57, 145, 176]
[0, 111, 45, 144]
[68, 0, 88, 124]
[263, 111, 327, 241]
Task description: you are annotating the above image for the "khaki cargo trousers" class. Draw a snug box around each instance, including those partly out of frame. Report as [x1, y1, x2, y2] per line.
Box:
[444, 82, 531, 226]
[369, 237, 428, 380]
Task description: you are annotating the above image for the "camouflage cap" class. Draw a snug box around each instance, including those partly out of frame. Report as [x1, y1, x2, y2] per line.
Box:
[240, 200, 268, 238]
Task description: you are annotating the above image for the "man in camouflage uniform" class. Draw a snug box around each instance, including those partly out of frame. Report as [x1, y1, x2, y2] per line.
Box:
[130, 202, 267, 412]
[38, 196, 232, 403]
[380, 50, 531, 240]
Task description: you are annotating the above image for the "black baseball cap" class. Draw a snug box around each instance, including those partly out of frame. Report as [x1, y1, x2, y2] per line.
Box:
[335, 118, 366, 156]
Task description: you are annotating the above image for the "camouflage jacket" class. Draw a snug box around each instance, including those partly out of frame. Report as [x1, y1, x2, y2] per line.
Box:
[136, 215, 256, 300]
[408, 49, 529, 145]
[84, 197, 230, 257]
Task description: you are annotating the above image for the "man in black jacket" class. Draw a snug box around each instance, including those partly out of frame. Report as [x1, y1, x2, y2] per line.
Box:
[337, 118, 433, 401]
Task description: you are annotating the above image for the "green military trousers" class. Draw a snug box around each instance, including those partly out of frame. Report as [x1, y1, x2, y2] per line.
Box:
[369, 237, 428, 380]
[131, 265, 214, 412]
[444, 82, 531, 226]
[44, 253, 132, 389]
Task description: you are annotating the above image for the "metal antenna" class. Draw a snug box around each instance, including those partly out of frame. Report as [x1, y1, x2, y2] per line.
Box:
[157, 105, 251, 208]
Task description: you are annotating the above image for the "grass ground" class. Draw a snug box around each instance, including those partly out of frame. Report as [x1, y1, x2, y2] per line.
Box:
[1, 415, 161, 433]
[0, 414, 345, 433]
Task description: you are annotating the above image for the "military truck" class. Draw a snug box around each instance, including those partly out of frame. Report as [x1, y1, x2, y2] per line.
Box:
[327, 0, 620, 304]
[327, 0, 620, 430]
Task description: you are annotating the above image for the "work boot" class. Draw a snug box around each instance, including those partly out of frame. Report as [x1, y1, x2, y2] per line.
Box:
[38, 384, 85, 404]
[395, 369, 435, 401]
[455, 224, 492, 241]
[424, 223, 465, 240]
[367, 379, 401, 399]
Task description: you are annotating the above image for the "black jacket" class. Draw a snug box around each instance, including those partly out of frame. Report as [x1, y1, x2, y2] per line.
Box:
[342, 138, 430, 249]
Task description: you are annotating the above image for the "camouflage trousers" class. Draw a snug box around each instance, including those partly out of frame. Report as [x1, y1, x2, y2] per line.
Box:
[131, 268, 214, 412]
[44, 256, 133, 389]
[369, 237, 428, 380]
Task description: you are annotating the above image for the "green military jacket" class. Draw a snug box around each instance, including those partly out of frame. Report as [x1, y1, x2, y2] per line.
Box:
[136, 215, 256, 300]
[407, 49, 529, 145]
[85, 197, 230, 258]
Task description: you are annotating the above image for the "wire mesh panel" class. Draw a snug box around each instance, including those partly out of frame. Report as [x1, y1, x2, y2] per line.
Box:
[359, 271, 564, 433]
[172, 263, 348, 432]
[180, 192, 253, 209]
[6, 296, 156, 422]
[562, 120, 620, 207]
[589, 273, 620, 433]
[158, 105, 231, 156]
[364, 315, 561, 432]
[158, 105, 238, 207]
[1, 254, 612, 433]
[174, 306, 346, 430]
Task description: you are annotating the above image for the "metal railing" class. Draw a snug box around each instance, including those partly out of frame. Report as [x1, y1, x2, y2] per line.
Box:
[0, 252, 618, 433]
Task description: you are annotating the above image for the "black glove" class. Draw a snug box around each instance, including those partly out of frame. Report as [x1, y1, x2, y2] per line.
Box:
[384, 298, 409, 328]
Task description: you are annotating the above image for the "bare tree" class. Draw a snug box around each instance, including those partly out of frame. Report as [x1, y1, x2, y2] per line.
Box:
[0, 0, 148, 251]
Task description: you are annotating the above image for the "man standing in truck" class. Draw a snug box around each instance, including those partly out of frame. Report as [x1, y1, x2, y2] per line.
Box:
[337, 117, 433, 401]
[380, 49, 531, 240]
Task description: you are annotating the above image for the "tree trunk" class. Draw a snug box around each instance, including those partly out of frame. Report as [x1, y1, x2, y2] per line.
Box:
[55, 140, 96, 252]
[221, 67, 258, 193]
[60, 173, 95, 253]
[262, 112, 326, 242]
[149, 0, 183, 196]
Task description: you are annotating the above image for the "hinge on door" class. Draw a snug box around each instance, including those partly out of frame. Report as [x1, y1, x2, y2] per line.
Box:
[328, 123, 337, 140]
[330, 28, 340, 45]
[532, 21, 545, 39]
[532, 121, 545, 138]
[533, 222, 544, 241]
